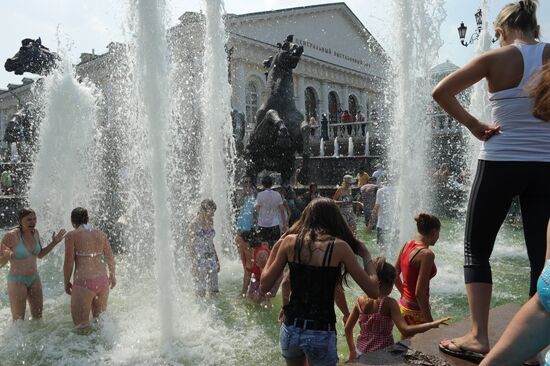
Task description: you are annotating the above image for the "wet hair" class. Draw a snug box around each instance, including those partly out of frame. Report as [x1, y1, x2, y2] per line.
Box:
[495, 0, 539, 39]
[71, 207, 89, 226]
[415, 213, 441, 235]
[200, 199, 217, 212]
[285, 197, 363, 284]
[374, 256, 397, 288]
[529, 62, 550, 121]
[240, 230, 262, 248]
[17, 207, 35, 231]
[261, 175, 273, 188]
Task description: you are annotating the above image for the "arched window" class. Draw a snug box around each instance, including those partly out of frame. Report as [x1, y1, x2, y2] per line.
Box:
[245, 81, 259, 125]
[348, 94, 358, 121]
[328, 91, 339, 123]
[304, 87, 318, 121]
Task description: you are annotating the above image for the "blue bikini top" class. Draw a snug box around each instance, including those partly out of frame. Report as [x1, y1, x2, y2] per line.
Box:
[13, 232, 41, 259]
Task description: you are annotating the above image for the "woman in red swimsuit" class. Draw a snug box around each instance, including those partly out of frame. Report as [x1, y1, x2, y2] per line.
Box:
[63, 207, 116, 331]
[395, 213, 441, 334]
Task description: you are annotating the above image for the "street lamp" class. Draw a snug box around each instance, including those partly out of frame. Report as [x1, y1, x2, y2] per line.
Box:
[458, 9, 483, 47]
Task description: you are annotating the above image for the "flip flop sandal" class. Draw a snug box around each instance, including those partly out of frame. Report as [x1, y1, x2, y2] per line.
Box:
[438, 340, 486, 364]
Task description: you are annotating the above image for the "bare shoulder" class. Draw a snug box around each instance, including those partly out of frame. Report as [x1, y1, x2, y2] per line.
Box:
[2, 229, 19, 245]
[357, 295, 370, 307]
[384, 296, 399, 307]
[280, 234, 297, 257]
[64, 229, 75, 239]
[418, 248, 435, 261]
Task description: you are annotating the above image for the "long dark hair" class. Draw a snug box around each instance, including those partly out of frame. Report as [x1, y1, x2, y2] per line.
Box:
[285, 197, 363, 283]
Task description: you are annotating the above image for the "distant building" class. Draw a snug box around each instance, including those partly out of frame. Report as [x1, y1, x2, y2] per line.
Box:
[0, 2, 390, 154]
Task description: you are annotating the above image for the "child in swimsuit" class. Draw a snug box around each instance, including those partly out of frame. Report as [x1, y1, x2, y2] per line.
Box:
[187, 199, 219, 297]
[237, 230, 276, 307]
[345, 257, 449, 361]
[0, 208, 65, 321]
[63, 207, 116, 331]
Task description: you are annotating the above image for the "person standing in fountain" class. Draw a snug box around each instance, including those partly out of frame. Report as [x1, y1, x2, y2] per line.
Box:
[359, 176, 378, 229]
[370, 176, 396, 254]
[432, 1, 550, 361]
[254, 175, 287, 249]
[63, 207, 115, 330]
[394, 214, 441, 336]
[260, 197, 379, 366]
[237, 230, 273, 306]
[187, 199, 220, 297]
[0, 208, 65, 320]
[334, 175, 362, 235]
[236, 177, 257, 233]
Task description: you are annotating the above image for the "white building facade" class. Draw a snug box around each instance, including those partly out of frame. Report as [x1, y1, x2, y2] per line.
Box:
[0, 3, 389, 150]
[224, 3, 388, 129]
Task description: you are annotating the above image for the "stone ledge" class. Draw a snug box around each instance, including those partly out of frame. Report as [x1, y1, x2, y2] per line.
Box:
[342, 303, 523, 366]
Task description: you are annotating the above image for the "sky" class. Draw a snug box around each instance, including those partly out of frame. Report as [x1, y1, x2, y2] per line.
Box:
[0, 0, 549, 87]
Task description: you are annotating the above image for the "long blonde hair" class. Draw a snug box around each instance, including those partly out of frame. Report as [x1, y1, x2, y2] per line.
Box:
[495, 1, 539, 39]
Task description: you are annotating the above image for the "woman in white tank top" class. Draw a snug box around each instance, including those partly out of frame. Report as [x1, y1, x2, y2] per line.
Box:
[432, 1, 550, 363]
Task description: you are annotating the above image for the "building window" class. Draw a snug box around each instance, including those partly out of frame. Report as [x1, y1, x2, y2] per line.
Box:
[328, 91, 339, 123]
[304, 87, 318, 121]
[245, 81, 259, 125]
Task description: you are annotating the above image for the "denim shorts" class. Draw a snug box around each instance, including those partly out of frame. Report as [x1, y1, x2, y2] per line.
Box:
[280, 323, 338, 366]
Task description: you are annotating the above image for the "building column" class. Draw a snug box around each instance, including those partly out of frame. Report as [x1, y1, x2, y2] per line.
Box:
[295, 75, 305, 116]
[342, 85, 349, 111]
[360, 90, 367, 116]
[320, 81, 329, 116]
[232, 61, 246, 113]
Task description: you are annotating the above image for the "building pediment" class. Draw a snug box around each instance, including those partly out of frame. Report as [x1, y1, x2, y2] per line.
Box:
[226, 3, 387, 78]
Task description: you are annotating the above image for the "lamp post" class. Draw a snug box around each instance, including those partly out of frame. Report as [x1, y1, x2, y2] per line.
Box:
[458, 9, 484, 47]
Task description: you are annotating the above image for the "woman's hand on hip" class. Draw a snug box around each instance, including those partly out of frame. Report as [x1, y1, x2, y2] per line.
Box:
[467, 120, 501, 141]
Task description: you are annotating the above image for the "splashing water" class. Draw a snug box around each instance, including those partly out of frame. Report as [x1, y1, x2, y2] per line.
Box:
[129, 0, 174, 344]
[200, 0, 236, 256]
[466, 0, 493, 180]
[388, 0, 446, 254]
[28, 55, 99, 231]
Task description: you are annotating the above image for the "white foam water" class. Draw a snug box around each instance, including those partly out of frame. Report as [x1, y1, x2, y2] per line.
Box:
[388, 0, 446, 256]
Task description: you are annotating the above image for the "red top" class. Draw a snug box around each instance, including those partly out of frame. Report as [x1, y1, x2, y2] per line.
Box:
[356, 297, 394, 353]
[399, 240, 437, 306]
[242, 245, 270, 279]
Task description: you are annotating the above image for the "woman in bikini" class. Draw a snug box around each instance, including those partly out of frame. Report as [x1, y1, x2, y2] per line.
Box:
[0, 208, 65, 320]
[63, 207, 116, 330]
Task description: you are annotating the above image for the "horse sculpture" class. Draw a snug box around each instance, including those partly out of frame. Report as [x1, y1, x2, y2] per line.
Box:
[5, 38, 58, 76]
[244, 35, 310, 186]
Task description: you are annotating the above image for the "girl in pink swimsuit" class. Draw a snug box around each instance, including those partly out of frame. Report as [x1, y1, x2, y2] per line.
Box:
[63, 207, 116, 331]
